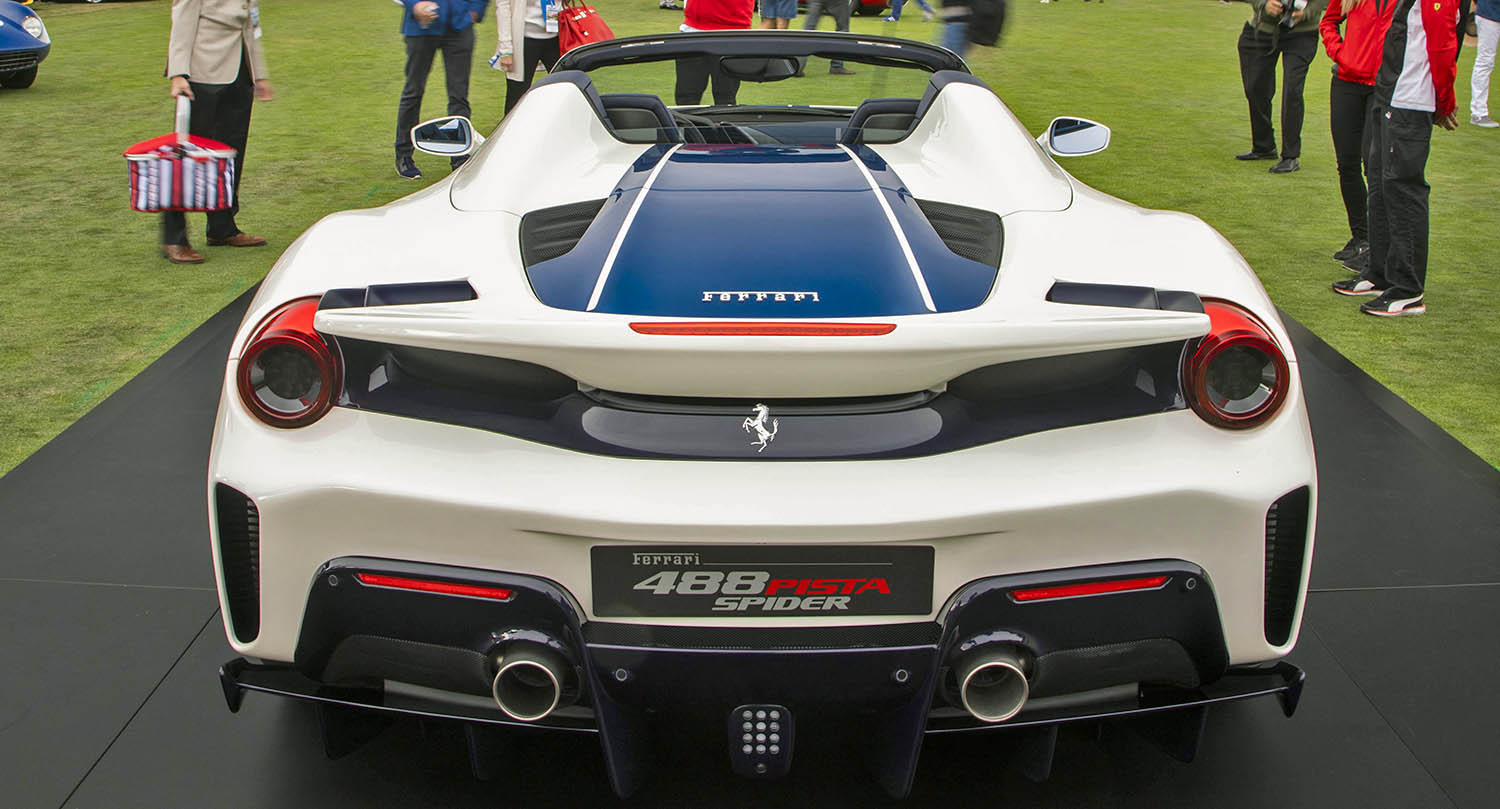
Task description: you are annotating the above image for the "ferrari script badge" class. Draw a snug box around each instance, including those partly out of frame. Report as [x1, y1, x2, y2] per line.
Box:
[702, 290, 821, 303]
[742, 403, 779, 452]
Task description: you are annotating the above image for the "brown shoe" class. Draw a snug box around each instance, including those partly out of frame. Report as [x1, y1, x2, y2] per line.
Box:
[161, 244, 205, 264]
[207, 232, 268, 247]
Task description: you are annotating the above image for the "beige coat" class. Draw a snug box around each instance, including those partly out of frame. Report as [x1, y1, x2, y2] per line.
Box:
[167, 0, 269, 84]
[493, 0, 551, 83]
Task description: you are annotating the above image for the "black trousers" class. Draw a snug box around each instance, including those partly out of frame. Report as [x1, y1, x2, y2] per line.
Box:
[1330, 76, 1374, 242]
[161, 54, 253, 245]
[504, 36, 561, 114]
[1363, 102, 1433, 298]
[396, 27, 475, 157]
[674, 56, 742, 106]
[1236, 24, 1317, 159]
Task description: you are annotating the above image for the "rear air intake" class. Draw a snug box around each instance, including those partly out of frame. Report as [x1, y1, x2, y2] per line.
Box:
[915, 199, 1003, 268]
[520, 199, 607, 267]
[1264, 486, 1311, 646]
[215, 484, 261, 644]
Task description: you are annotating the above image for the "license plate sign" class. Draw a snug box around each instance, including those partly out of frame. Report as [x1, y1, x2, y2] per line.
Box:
[591, 545, 934, 618]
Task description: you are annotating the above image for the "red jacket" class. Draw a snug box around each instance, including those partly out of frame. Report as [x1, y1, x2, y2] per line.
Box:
[683, 0, 753, 30]
[1320, 0, 1399, 85]
[1375, 0, 1463, 118]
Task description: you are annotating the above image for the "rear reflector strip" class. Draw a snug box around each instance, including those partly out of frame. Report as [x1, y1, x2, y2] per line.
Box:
[629, 322, 896, 336]
[1010, 575, 1169, 602]
[355, 572, 515, 601]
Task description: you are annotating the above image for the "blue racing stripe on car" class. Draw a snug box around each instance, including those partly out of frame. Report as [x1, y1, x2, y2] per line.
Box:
[523, 145, 1000, 317]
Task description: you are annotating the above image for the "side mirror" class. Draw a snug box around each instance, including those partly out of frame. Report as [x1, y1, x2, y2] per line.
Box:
[412, 116, 485, 157]
[1038, 117, 1110, 157]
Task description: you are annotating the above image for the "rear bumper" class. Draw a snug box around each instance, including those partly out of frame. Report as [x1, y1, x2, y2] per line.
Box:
[219, 556, 1304, 797]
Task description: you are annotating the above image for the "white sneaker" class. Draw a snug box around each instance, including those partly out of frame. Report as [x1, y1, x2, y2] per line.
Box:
[1471, 114, 1500, 128]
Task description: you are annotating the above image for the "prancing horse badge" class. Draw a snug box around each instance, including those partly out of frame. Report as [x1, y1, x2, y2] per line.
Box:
[742, 404, 779, 452]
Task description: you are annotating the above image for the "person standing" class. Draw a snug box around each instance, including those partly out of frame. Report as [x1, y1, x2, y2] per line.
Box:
[802, 0, 857, 74]
[674, 0, 753, 105]
[1331, 0, 1463, 316]
[494, 0, 561, 114]
[1471, 0, 1500, 126]
[761, 0, 797, 28]
[162, 0, 274, 265]
[1235, 0, 1329, 173]
[1320, 0, 1400, 269]
[883, 0, 935, 22]
[395, 0, 487, 180]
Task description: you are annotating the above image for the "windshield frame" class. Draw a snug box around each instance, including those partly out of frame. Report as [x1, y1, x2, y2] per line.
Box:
[554, 31, 970, 76]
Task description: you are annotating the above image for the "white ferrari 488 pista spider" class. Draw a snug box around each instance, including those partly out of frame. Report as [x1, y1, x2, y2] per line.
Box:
[211, 32, 1315, 797]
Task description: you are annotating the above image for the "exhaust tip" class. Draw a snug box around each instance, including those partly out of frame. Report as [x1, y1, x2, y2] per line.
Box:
[491, 643, 567, 722]
[958, 647, 1030, 723]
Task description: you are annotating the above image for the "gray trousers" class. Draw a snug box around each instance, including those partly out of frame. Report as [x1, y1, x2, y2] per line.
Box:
[802, 0, 853, 69]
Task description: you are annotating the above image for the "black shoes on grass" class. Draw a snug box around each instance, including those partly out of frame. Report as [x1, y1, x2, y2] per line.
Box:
[1360, 292, 1426, 317]
[396, 154, 422, 180]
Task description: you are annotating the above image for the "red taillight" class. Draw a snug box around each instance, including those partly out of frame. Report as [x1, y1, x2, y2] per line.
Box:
[354, 572, 515, 601]
[629, 322, 896, 336]
[1010, 575, 1169, 602]
[236, 297, 341, 428]
[1182, 299, 1290, 430]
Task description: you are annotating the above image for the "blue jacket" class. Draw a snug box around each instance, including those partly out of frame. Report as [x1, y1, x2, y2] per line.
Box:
[1479, 0, 1499, 22]
[401, 0, 487, 36]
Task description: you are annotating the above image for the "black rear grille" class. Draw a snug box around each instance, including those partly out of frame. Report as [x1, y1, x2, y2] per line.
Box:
[1264, 486, 1311, 646]
[520, 199, 607, 267]
[915, 199, 1003, 268]
[0, 52, 40, 72]
[215, 484, 261, 644]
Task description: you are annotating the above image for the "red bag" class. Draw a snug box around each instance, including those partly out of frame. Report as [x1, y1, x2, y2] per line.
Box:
[557, 0, 614, 56]
[123, 97, 237, 213]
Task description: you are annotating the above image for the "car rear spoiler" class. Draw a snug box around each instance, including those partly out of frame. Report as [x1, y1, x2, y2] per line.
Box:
[312, 296, 1209, 399]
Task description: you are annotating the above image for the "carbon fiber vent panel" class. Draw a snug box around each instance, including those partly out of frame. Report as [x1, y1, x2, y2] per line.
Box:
[215, 484, 261, 644]
[585, 622, 942, 650]
[1264, 486, 1311, 646]
[915, 199, 1003, 268]
[520, 199, 607, 267]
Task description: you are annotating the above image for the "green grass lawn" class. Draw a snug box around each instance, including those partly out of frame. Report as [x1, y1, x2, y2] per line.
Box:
[1, 0, 1497, 474]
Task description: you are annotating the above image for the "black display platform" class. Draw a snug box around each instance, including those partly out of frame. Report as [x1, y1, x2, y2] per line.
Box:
[2, 293, 1495, 809]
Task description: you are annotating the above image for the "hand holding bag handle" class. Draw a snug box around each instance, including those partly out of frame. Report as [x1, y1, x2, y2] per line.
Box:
[175, 95, 192, 147]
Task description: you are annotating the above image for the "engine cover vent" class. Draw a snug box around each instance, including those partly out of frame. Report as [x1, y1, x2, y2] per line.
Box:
[520, 198, 607, 267]
[915, 199, 1003, 269]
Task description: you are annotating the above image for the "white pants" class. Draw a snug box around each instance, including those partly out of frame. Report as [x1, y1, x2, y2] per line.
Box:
[1472, 15, 1500, 117]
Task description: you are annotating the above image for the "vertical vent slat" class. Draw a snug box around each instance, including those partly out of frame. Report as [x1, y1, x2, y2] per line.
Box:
[1263, 486, 1311, 646]
[214, 484, 261, 644]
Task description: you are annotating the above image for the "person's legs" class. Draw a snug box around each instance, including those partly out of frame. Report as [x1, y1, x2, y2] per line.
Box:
[1237, 24, 1278, 156]
[828, 0, 852, 69]
[1277, 32, 1316, 159]
[708, 58, 742, 106]
[1329, 77, 1370, 243]
[675, 55, 712, 105]
[203, 59, 254, 240]
[1378, 107, 1433, 299]
[886, 0, 907, 19]
[1472, 16, 1500, 119]
[397, 35, 439, 157]
[505, 36, 559, 113]
[941, 17, 969, 56]
[161, 78, 225, 247]
[1362, 102, 1391, 288]
[441, 26, 475, 120]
